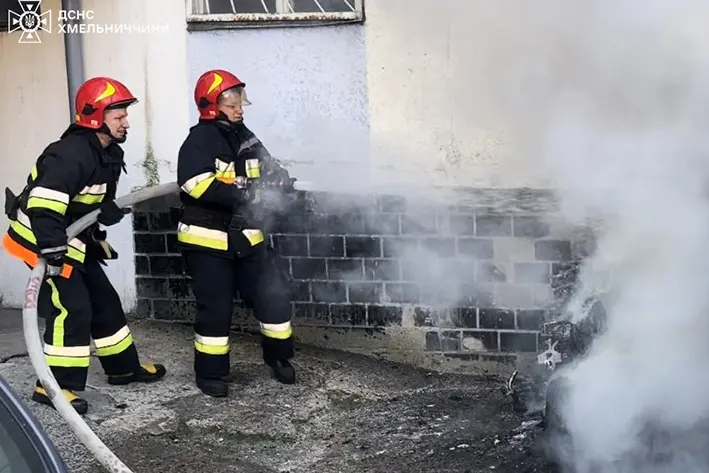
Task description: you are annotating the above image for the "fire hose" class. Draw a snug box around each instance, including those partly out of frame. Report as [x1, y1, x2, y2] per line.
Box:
[21, 179, 311, 472]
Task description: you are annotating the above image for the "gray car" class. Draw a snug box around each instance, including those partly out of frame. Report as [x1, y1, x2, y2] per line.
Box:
[0, 376, 68, 473]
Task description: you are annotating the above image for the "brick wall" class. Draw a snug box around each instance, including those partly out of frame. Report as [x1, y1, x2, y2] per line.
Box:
[131, 188, 590, 364]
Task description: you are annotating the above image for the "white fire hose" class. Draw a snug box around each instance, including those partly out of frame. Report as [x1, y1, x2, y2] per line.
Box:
[22, 179, 311, 472]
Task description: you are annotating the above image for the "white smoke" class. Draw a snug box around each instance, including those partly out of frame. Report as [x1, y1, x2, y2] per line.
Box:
[469, 0, 709, 471]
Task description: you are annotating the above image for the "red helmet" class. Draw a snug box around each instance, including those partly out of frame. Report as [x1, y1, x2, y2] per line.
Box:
[194, 69, 250, 120]
[74, 77, 138, 129]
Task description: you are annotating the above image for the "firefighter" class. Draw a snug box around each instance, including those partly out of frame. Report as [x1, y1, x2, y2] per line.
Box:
[2, 77, 166, 415]
[176, 69, 297, 398]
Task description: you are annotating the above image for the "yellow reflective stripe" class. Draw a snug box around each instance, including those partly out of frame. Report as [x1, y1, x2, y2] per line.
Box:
[47, 279, 69, 347]
[245, 159, 260, 178]
[194, 334, 230, 355]
[27, 197, 67, 215]
[27, 187, 69, 215]
[45, 354, 91, 368]
[30, 165, 38, 181]
[10, 211, 86, 263]
[177, 223, 228, 250]
[181, 172, 216, 199]
[94, 326, 134, 357]
[72, 184, 107, 204]
[260, 321, 292, 340]
[72, 194, 104, 204]
[215, 170, 236, 184]
[242, 229, 264, 246]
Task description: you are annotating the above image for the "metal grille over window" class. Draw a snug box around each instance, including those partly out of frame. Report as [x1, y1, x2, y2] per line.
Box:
[188, 0, 363, 26]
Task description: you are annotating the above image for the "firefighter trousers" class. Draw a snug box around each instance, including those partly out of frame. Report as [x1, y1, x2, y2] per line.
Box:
[38, 258, 142, 391]
[183, 246, 294, 380]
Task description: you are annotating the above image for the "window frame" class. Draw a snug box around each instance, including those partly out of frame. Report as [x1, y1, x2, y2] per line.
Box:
[0, 376, 69, 473]
[185, 0, 365, 31]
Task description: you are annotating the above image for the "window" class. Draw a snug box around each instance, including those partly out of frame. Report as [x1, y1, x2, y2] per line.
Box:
[186, 0, 364, 30]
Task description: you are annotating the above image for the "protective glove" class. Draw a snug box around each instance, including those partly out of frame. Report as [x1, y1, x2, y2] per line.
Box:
[39, 245, 67, 277]
[233, 177, 254, 205]
[97, 200, 129, 227]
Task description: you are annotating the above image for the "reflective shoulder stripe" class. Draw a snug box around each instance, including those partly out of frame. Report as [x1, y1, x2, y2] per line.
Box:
[181, 172, 216, 199]
[245, 159, 260, 178]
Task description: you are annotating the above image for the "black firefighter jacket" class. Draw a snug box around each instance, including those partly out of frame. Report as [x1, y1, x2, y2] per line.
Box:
[176, 119, 290, 257]
[2, 125, 122, 278]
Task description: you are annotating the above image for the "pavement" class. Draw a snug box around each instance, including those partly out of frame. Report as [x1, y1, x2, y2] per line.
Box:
[0, 309, 550, 473]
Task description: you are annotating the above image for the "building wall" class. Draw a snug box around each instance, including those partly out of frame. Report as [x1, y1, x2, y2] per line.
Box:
[0, 0, 68, 307]
[186, 25, 370, 190]
[364, 0, 551, 189]
[0, 0, 190, 309]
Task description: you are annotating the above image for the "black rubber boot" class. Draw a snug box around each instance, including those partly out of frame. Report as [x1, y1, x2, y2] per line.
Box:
[196, 376, 229, 397]
[32, 386, 89, 415]
[107, 362, 167, 386]
[267, 359, 296, 385]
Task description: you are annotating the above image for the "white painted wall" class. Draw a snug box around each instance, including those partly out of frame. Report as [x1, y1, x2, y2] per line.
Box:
[0, 0, 68, 307]
[363, 0, 551, 189]
[0, 0, 190, 309]
[186, 26, 370, 192]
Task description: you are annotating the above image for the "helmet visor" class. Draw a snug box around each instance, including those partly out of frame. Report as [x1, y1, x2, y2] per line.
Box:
[219, 85, 251, 107]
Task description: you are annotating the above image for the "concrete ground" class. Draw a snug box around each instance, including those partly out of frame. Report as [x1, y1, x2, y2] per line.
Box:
[0, 309, 549, 473]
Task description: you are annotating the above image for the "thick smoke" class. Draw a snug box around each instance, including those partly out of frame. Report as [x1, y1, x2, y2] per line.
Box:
[469, 0, 709, 471]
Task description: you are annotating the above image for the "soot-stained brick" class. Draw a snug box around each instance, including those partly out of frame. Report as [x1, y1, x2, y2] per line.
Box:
[309, 236, 344, 257]
[500, 332, 538, 352]
[292, 281, 311, 302]
[440, 331, 462, 351]
[516, 309, 547, 330]
[450, 307, 478, 328]
[136, 278, 166, 298]
[273, 235, 308, 257]
[135, 255, 149, 275]
[449, 215, 475, 235]
[166, 278, 193, 299]
[457, 238, 493, 259]
[149, 255, 183, 276]
[368, 305, 403, 327]
[366, 214, 400, 235]
[401, 215, 437, 234]
[345, 236, 381, 258]
[364, 259, 400, 281]
[382, 237, 418, 258]
[421, 237, 456, 257]
[478, 262, 507, 283]
[134, 234, 166, 254]
[311, 281, 347, 303]
[513, 216, 550, 238]
[475, 214, 512, 237]
[148, 212, 176, 232]
[165, 233, 179, 253]
[378, 195, 407, 213]
[330, 304, 367, 325]
[327, 258, 364, 280]
[291, 258, 326, 280]
[384, 283, 419, 303]
[535, 240, 572, 261]
[132, 212, 149, 231]
[479, 309, 515, 330]
[348, 282, 383, 303]
[425, 331, 442, 351]
[514, 263, 550, 283]
[462, 330, 498, 351]
[293, 303, 330, 324]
